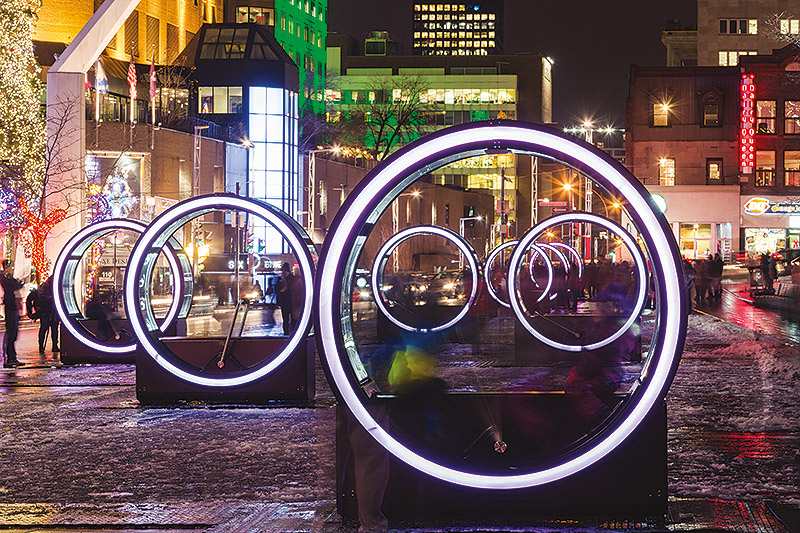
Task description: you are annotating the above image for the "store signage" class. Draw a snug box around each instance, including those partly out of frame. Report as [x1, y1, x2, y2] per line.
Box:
[744, 197, 800, 215]
[538, 200, 568, 206]
[740, 74, 755, 173]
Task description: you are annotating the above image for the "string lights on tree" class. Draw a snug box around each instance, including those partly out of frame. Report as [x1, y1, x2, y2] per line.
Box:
[18, 197, 66, 283]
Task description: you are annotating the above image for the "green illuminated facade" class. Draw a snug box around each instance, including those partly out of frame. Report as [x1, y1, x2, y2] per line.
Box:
[225, 0, 327, 115]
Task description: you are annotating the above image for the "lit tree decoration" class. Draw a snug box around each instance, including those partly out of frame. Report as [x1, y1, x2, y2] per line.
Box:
[102, 167, 137, 218]
[0, 0, 46, 206]
[18, 197, 66, 282]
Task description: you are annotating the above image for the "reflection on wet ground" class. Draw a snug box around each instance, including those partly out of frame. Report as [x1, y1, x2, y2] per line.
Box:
[695, 281, 800, 344]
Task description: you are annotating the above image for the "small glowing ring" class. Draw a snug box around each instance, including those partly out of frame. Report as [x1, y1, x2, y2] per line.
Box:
[528, 242, 568, 281]
[124, 194, 315, 388]
[484, 240, 516, 308]
[371, 225, 481, 333]
[315, 121, 686, 490]
[52, 219, 190, 355]
[510, 212, 648, 352]
[486, 241, 554, 308]
[550, 242, 583, 278]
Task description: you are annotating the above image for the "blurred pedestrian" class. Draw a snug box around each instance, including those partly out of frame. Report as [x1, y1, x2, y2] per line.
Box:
[708, 253, 724, 299]
[1, 260, 23, 367]
[760, 253, 774, 292]
[36, 275, 60, 358]
[276, 262, 295, 334]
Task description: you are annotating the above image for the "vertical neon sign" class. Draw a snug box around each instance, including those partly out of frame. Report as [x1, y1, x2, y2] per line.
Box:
[740, 73, 755, 174]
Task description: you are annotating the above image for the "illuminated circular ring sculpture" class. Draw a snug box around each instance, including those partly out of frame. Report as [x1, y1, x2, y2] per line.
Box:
[484, 241, 554, 308]
[371, 225, 481, 333]
[528, 242, 568, 281]
[550, 242, 583, 278]
[124, 194, 315, 388]
[484, 240, 516, 308]
[53, 219, 192, 355]
[511, 212, 648, 352]
[315, 120, 687, 490]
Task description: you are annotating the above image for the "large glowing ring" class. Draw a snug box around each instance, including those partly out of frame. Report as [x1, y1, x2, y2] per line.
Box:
[315, 121, 686, 490]
[550, 242, 583, 278]
[511, 213, 647, 352]
[371, 225, 480, 333]
[124, 194, 315, 387]
[52, 219, 191, 355]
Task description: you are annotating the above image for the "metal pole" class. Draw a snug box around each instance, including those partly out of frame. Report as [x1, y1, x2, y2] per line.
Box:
[235, 182, 240, 302]
[500, 166, 505, 244]
[308, 151, 315, 239]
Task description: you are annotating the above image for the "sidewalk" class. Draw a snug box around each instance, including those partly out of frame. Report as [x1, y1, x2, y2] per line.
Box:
[0, 318, 798, 532]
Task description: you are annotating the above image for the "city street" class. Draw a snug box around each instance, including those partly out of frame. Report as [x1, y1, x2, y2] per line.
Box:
[0, 283, 798, 531]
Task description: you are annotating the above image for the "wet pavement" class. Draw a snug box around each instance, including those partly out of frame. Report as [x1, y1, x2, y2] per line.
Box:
[0, 298, 798, 531]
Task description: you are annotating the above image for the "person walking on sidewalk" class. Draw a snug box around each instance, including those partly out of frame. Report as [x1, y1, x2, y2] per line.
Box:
[35, 275, 59, 358]
[1, 260, 23, 367]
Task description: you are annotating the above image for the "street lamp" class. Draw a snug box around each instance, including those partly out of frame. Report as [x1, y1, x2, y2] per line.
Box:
[459, 215, 483, 269]
[307, 146, 341, 242]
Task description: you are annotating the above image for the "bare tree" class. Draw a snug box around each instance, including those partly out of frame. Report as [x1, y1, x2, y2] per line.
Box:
[329, 76, 440, 161]
[764, 13, 800, 50]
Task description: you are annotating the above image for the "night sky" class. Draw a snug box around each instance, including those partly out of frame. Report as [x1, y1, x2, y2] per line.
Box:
[328, 0, 697, 128]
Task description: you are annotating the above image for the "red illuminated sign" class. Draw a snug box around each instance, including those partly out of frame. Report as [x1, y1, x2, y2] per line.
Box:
[740, 74, 755, 173]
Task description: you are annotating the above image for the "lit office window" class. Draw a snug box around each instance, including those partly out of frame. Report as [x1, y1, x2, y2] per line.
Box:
[198, 86, 243, 114]
[717, 50, 757, 66]
[755, 150, 775, 187]
[780, 19, 800, 34]
[756, 101, 776, 133]
[658, 158, 675, 186]
[237, 6, 274, 25]
[653, 102, 670, 127]
[785, 101, 800, 134]
[785, 151, 800, 187]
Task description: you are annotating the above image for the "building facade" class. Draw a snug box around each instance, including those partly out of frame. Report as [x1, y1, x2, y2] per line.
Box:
[412, 1, 504, 56]
[327, 34, 552, 241]
[224, 0, 328, 114]
[626, 45, 800, 258]
[34, 0, 222, 65]
[697, 0, 799, 66]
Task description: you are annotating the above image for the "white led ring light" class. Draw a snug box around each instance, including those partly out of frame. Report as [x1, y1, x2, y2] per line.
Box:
[484, 240, 516, 308]
[550, 242, 583, 278]
[53, 219, 189, 355]
[485, 241, 554, 308]
[528, 242, 568, 281]
[124, 194, 315, 388]
[371, 225, 481, 333]
[316, 121, 686, 490]
[511, 213, 648, 353]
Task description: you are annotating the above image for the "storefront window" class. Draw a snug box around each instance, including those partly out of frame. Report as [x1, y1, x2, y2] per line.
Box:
[679, 223, 712, 260]
[745, 228, 786, 255]
[785, 151, 800, 187]
[716, 222, 732, 261]
[755, 150, 775, 186]
[756, 100, 776, 133]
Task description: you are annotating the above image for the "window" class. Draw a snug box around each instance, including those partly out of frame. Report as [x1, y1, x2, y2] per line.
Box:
[719, 19, 757, 34]
[756, 100, 776, 133]
[658, 158, 675, 186]
[653, 102, 670, 127]
[785, 151, 800, 187]
[198, 86, 243, 114]
[785, 101, 800, 134]
[717, 50, 756, 66]
[703, 103, 720, 126]
[200, 28, 249, 59]
[707, 159, 722, 183]
[237, 6, 274, 25]
[780, 19, 800, 34]
[755, 150, 775, 186]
